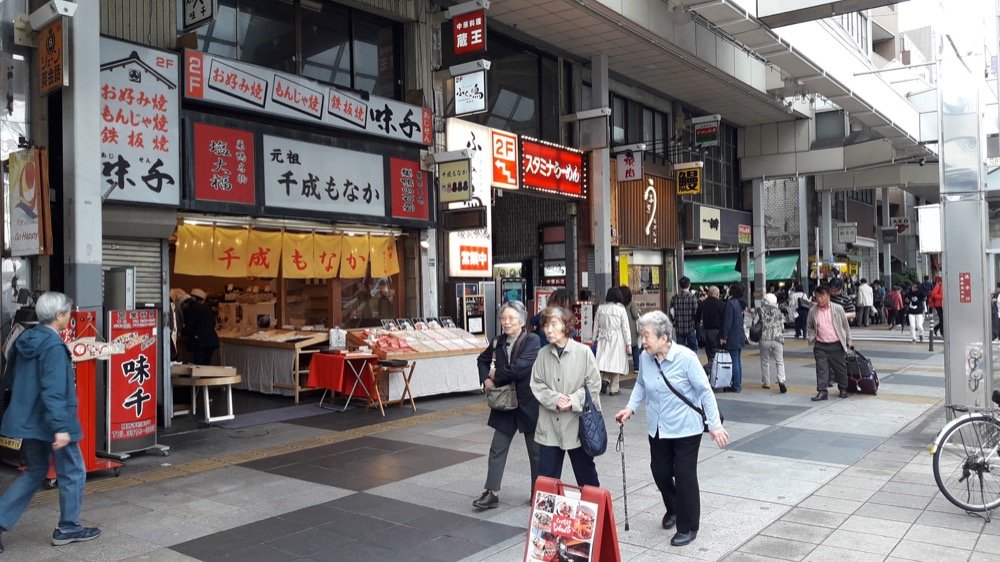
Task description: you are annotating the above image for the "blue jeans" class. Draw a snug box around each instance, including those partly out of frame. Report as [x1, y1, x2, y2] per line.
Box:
[729, 348, 743, 392]
[0, 439, 87, 533]
[678, 329, 699, 351]
[537, 444, 600, 487]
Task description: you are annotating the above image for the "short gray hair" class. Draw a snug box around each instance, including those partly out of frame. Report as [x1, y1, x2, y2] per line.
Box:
[35, 291, 73, 324]
[637, 310, 673, 340]
[499, 300, 527, 326]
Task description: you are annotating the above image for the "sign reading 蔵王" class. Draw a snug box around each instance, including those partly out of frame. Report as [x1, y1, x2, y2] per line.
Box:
[452, 9, 487, 56]
[520, 137, 586, 199]
[184, 50, 432, 146]
[262, 135, 385, 217]
[192, 123, 256, 205]
[454, 70, 487, 116]
[100, 38, 181, 205]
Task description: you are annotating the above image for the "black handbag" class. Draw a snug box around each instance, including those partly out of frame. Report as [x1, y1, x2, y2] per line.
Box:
[748, 310, 764, 343]
[578, 388, 607, 456]
[658, 364, 723, 433]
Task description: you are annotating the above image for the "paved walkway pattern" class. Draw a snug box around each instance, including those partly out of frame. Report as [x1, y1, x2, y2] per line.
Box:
[0, 328, 994, 561]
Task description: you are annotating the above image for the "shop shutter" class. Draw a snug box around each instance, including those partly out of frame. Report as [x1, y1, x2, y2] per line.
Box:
[102, 238, 164, 305]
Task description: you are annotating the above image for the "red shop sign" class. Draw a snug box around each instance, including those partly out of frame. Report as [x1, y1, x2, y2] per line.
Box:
[107, 309, 159, 454]
[389, 157, 430, 221]
[459, 245, 490, 272]
[193, 123, 256, 204]
[453, 9, 487, 56]
[521, 138, 586, 199]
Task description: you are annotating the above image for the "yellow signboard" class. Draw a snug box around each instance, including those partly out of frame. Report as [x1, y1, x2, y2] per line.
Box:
[619, 254, 629, 286]
[38, 19, 68, 95]
[676, 167, 701, 196]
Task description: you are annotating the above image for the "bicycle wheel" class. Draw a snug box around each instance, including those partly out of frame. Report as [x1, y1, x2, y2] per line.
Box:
[933, 415, 1000, 512]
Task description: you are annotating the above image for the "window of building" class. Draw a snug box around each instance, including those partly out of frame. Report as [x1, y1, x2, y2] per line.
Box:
[815, 110, 846, 141]
[611, 95, 626, 144]
[197, 0, 403, 99]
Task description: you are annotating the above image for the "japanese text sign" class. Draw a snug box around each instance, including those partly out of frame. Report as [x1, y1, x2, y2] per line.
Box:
[7, 149, 51, 257]
[281, 232, 314, 279]
[491, 130, 518, 190]
[185, 50, 432, 145]
[520, 138, 586, 199]
[262, 135, 385, 217]
[192, 123, 256, 204]
[213, 227, 249, 277]
[100, 38, 181, 205]
[454, 70, 487, 116]
[446, 119, 494, 277]
[182, 0, 218, 33]
[675, 161, 702, 196]
[453, 9, 487, 56]
[370, 235, 401, 277]
[439, 159, 473, 203]
[525, 491, 600, 561]
[246, 229, 281, 277]
[340, 234, 371, 279]
[389, 158, 430, 221]
[615, 151, 642, 182]
[313, 233, 343, 278]
[107, 309, 159, 454]
[692, 114, 721, 148]
[38, 19, 68, 95]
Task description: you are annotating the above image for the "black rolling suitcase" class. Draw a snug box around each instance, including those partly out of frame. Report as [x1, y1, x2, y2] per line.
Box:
[846, 348, 879, 395]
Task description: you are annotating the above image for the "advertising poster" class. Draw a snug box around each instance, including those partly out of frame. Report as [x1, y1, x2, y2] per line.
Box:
[446, 119, 494, 277]
[108, 309, 159, 454]
[7, 148, 52, 256]
[526, 491, 599, 561]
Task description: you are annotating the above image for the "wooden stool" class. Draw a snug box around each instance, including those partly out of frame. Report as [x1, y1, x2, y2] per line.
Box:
[171, 374, 242, 422]
[367, 359, 416, 416]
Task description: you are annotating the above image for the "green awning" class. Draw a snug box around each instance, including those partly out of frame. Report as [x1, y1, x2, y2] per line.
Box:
[684, 252, 799, 285]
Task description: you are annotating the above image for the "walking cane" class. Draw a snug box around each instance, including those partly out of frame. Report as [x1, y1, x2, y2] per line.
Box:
[616, 422, 630, 531]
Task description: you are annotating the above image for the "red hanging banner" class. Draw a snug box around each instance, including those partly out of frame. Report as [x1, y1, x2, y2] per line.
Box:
[107, 309, 159, 454]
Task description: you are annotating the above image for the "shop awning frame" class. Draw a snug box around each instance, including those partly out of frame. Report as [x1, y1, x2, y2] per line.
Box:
[684, 252, 800, 285]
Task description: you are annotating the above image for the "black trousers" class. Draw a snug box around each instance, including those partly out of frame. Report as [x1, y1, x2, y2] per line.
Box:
[649, 432, 702, 533]
[813, 341, 847, 392]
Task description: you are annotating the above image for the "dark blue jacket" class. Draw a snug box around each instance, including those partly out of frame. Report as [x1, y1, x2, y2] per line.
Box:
[720, 298, 748, 351]
[0, 325, 83, 441]
[477, 330, 540, 435]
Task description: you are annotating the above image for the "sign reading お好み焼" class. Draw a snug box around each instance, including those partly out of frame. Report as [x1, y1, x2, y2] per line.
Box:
[184, 50, 432, 146]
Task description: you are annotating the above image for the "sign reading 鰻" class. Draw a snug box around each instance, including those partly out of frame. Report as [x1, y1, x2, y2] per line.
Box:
[520, 137, 585, 199]
[675, 161, 703, 196]
[184, 50, 432, 145]
[107, 309, 159, 454]
[192, 122, 256, 205]
[453, 9, 487, 56]
[262, 135, 385, 217]
[100, 38, 181, 205]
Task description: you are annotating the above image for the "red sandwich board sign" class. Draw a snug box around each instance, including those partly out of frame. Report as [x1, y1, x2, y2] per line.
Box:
[525, 477, 621, 562]
[108, 309, 159, 454]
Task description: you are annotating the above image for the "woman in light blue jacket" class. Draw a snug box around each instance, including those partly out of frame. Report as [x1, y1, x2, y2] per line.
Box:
[615, 311, 728, 548]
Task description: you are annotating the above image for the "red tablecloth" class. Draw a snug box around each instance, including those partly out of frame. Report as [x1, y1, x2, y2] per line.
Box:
[306, 353, 378, 399]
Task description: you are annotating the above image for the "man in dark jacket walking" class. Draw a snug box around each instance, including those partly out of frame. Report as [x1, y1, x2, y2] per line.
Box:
[182, 288, 219, 365]
[0, 292, 101, 553]
[695, 286, 726, 367]
[718, 283, 748, 393]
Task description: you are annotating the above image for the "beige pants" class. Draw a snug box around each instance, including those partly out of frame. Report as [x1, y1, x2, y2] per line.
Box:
[601, 371, 622, 394]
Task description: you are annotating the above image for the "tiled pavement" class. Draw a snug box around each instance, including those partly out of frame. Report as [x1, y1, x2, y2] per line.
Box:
[0, 328, 995, 561]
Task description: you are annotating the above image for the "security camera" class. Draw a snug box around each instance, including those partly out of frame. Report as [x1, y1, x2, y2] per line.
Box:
[26, 0, 78, 32]
[449, 59, 491, 77]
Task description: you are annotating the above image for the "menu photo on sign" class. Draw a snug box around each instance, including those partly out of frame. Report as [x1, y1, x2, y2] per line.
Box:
[454, 70, 487, 116]
[262, 135, 385, 217]
[527, 492, 599, 561]
[100, 38, 181, 205]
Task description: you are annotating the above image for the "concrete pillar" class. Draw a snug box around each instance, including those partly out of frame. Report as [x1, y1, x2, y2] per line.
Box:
[798, 177, 810, 289]
[590, 54, 612, 299]
[62, 1, 103, 308]
[752, 178, 766, 300]
[821, 190, 833, 269]
[881, 187, 892, 285]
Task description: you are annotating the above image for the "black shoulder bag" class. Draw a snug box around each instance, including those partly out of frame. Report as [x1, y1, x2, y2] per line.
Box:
[657, 362, 723, 433]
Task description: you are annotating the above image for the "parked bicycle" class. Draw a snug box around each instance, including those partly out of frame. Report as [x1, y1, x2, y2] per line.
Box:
[930, 390, 1000, 519]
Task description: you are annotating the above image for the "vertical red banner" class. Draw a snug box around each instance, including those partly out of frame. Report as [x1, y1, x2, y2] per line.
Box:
[108, 310, 159, 454]
[389, 157, 430, 220]
[193, 123, 256, 204]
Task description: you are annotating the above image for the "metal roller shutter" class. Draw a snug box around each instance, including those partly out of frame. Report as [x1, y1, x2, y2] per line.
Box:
[102, 238, 164, 305]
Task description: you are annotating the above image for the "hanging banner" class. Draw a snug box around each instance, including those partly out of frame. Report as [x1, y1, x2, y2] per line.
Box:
[100, 38, 181, 205]
[184, 49, 432, 145]
[615, 151, 642, 182]
[340, 234, 371, 279]
[38, 19, 68, 95]
[491, 130, 519, 190]
[174, 224, 215, 275]
[389, 157, 430, 221]
[7, 148, 52, 256]
[520, 137, 586, 199]
[107, 309, 159, 454]
[212, 227, 249, 277]
[262, 135, 385, 217]
[454, 70, 487, 116]
[453, 9, 487, 56]
[313, 233, 344, 278]
[192, 122, 256, 204]
[281, 232, 315, 279]
[246, 229, 282, 277]
[369, 235, 401, 277]
[446, 119, 494, 277]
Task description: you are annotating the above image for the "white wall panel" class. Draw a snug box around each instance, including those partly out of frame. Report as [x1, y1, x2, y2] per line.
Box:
[696, 26, 718, 66]
[777, 121, 796, 153]
[761, 123, 779, 155]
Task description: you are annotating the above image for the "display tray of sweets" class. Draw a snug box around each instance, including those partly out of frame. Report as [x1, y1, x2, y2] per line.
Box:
[221, 329, 328, 349]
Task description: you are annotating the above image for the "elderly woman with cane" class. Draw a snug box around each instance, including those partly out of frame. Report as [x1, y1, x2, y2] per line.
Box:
[615, 310, 728, 547]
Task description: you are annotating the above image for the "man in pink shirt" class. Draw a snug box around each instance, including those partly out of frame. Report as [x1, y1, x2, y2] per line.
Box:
[806, 285, 853, 401]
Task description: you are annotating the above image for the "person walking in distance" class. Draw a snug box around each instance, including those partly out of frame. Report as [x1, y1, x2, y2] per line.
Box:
[594, 287, 632, 396]
[757, 294, 788, 393]
[789, 283, 810, 339]
[886, 285, 904, 330]
[905, 282, 927, 343]
[855, 278, 874, 327]
[669, 277, 700, 351]
[620, 286, 642, 373]
[929, 276, 944, 338]
[0, 292, 101, 553]
[806, 286, 854, 401]
[718, 283, 748, 393]
[472, 301, 540, 509]
[695, 286, 725, 367]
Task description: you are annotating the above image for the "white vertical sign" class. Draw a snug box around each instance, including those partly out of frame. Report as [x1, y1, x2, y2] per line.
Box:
[446, 119, 494, 277]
